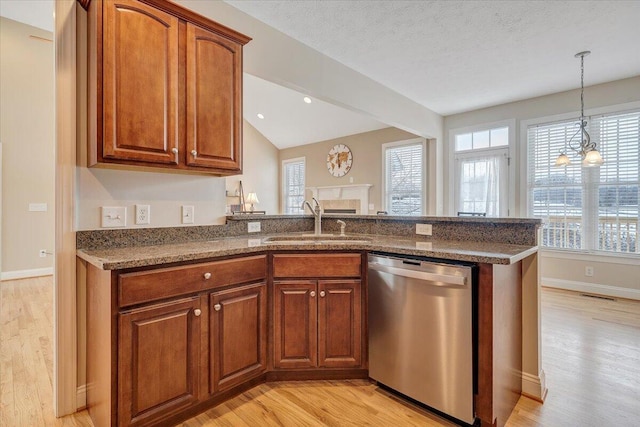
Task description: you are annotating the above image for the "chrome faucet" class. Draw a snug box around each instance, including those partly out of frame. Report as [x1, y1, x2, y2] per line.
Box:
[302, 198, 322, 235]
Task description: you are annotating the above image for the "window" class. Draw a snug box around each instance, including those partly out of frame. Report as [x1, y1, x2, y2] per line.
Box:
[527, 110, 639, 254]
[383, 139, 425, 216]
[282, 157, 305, 214]
[453, 126, 510, 217]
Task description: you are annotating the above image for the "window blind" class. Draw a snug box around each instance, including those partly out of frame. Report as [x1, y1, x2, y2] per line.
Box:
[283, 159, 305, 214]
[527, 109, 639, 254]
[384, 143, 423, 216]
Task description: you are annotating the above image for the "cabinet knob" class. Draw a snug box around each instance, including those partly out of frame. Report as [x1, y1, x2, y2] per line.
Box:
[320, 291, 326, 297]
[171, 148, 178, 154]
[214, 304, 221, 311]
[203, 272, 212, 280]
[191, 150, 197, 157]
[310, 291, 316, 297]
[193, 308, 202, 317]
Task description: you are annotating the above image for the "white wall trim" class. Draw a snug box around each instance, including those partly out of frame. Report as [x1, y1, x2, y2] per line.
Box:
[521, 369, 547, 402]
[76, 384, 87, 410]
[1, 268, 54, 281]
[542, 278, 640, 301]
[540, 248, 639, 265]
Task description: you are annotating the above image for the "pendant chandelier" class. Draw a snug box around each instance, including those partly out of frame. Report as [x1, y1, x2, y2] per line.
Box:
[555, 51, 604, 167]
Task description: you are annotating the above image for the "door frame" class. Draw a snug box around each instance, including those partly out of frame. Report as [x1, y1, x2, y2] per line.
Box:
[54, 0, 78, 416]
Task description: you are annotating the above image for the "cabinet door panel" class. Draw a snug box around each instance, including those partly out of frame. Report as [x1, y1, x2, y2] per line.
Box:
[186, 23, 242, 172]
[210, 282, 267, 393]
[318, 280, 362, 368]
[103, 0, 179, 164]
[273, 281, 317, 369]
[118, 297, 200, 426]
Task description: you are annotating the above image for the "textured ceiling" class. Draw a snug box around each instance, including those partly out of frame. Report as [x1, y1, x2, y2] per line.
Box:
[226, 0, 640, 115]
[0, 0, 54, 32]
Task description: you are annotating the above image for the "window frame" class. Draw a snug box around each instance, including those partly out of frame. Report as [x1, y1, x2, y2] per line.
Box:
[521, 101, 640, 257]
[448, 119, 516, 217]
[281, 156, 306, 215]
[381, 138, 427, 216]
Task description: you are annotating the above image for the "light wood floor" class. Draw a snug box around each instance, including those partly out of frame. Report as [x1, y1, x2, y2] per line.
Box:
[1, 277, 639, 426]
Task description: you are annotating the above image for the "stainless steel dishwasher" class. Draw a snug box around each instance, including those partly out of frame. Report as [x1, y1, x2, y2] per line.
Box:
[368, 254, 475, 425]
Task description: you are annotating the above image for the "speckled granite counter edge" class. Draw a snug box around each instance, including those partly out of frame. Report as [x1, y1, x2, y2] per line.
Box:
[77, 235, 539, 270]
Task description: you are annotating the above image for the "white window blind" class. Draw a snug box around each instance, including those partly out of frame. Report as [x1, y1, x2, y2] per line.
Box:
[527, 109, 639, 254]
[282, 158, 305, 214]
[384, 142, 424, 216]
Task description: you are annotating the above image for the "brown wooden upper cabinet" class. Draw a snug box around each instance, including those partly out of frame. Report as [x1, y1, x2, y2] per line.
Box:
[87, 0, 250, 175]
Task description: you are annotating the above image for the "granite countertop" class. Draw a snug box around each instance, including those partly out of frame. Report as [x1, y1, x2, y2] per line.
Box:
[77, 232, 538, 270]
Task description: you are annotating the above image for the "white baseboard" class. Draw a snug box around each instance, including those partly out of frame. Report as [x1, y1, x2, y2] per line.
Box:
[521, 369, 547, 402]
[543, 277, 640, 301]
[76, 384, 87, 410]
[1, 267, 53, 281]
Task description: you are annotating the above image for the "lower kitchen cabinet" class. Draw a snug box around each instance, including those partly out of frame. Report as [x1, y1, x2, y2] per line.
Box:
[209, 282, 267, 393]
[118, 297, 202, 427]
[273, 279, 362, 369]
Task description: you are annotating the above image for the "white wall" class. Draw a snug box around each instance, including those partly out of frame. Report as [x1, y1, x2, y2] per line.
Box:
[444, 76, 640, 298]
[225, 121, 279, 215]
[75, 121, 280, 230]
[0, 17, 55, 276]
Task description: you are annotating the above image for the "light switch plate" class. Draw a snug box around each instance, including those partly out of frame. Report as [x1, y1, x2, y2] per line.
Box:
[248, 222, 261, 233]
[182, 205, 194, 224]
[101, 206, 126, 228]
[416, 223, 432, 236]
[29, 203, 48, 212]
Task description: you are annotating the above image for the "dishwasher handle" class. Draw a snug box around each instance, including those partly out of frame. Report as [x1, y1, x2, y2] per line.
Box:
[368, 262, 467, 286]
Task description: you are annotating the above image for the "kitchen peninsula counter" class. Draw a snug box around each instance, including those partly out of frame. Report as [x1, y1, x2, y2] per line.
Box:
[77, 233, 537, 270]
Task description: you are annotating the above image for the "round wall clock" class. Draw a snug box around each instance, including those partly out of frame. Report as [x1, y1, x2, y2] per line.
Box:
[326, 144, 353, 177]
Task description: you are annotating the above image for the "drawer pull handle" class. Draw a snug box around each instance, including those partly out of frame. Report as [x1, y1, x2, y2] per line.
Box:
[193, 309, 202, 317]
[320, 291, 326, 297]
[214, 304, 221, 311]
[310, 291, 316, 297]
[203, 272, 212, 280]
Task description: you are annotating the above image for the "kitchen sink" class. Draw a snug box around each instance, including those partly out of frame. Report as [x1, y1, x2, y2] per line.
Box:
[262, 234, 373, 245]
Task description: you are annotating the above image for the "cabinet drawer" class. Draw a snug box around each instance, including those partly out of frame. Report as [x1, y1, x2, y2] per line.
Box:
[273, 254, 361, 278]
[119, 255, 266, 307]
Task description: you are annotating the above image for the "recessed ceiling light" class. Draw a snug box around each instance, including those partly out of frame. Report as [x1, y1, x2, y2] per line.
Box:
[303, 96, 312, 104]
[257, 113, 265, 119]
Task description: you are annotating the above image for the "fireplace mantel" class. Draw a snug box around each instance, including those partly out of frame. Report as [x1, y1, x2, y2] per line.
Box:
[307, 184, 373, 214]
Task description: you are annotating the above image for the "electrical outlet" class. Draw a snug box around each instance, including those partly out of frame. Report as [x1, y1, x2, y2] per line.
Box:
[416, 223, 432, 236]
[182, 205, 194, 224]
[248, 222, 261, 233]
[39, 249, 47, 258]
[101, 206, 126, 227]
[135, 204, 150, 225]
[585, 266, 594, 277]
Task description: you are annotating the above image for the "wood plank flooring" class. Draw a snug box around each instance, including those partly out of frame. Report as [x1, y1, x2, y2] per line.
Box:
[1, 276, 639, 426]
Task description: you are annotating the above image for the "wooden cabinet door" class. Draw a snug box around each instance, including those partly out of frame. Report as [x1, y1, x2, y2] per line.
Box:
[102, 0, 179, 165]
[186, 23, 242, 172]
[318, 280, 362, 368]
[210, 282, 267, 394]
[273, 281, 318, 369]
[118, 297, 201, 427]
